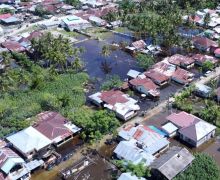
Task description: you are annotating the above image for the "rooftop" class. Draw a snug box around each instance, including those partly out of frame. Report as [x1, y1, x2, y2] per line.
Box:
[151, 146, 194, 180]
[167, 54, 195, 66]
[6, 127, 52, 155]
[145, 70, 169, 83]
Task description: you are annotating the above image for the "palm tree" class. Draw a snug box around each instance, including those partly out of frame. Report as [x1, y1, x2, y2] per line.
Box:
[101, 45, 111, 58]
[72, 57, 83, 72]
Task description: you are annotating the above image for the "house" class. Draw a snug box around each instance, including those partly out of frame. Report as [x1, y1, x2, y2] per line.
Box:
[127, 69, 141, 79]
[88, 16, 106, 26]
[166, 54, 195, 69]
[166, 111, 216, 147]
[118, 172, 146, 180]
[0, 148, 30, 180]
[129, 76, 160, 98]
[113, 139, 155, 166]
[178, 120, 216, 147]
[192, 36, 218, 51]
[1, 41, 25, 52]
[151, 146, 194, 180]
[161, 122, 178, 137]
[166, 111, 200, 129]
[6, 127, 52, 160]
[33, 111, 81, 147]
[144, 70, 169, 87]
[60, 15, 92, 31]
[214, 48, 220, 58]
[194, 83, 212, 98]
[171, 68, 194, 85]
[89, 90, 140, 121]
[118, 124, 169, 156]
[152, 59, 176, 77]
[1, 16, 21, 25]
[192, 54, 218, 66]
[131, 40, 146, 51]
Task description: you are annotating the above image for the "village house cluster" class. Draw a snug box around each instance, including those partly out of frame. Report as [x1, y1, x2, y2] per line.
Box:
[0, 0, 219, 179]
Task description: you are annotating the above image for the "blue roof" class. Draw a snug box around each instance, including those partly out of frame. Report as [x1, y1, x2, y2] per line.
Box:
[148, 125, 167, 137]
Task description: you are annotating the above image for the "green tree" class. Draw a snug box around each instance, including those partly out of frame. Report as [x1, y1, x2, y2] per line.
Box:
[136, 53, 154, 69]
[202, 60, 214, 72]
[101, 75, 123, 90]
[174, 153, 220, 180]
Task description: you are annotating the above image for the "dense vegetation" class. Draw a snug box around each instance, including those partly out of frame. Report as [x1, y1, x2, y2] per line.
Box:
[104, 0, 218, 47]
[174, 153, 220, 180]
[114, 160, 151, 178]
[136, 53, 155, 69]
[101, 75, 123, 90]
[0, 33, 120, 141]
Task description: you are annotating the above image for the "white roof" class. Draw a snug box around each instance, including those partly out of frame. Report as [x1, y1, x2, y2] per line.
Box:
[61, 15, 89, 26]
[195, 121, 216, 140]
[162, 122, 178, 134]
[127, 69, 141, 79]
[88, 92, 102, 104]
[118, 172, 146, 180]
[114, 140, 155, 166]
[7, 127, 52, 154]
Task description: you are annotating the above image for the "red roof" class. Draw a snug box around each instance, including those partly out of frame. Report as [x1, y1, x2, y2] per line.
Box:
[167, 54, 195, 66]
[166, 111, 200, 128]
[131, 40, 146, 50]
[172, 68, 194, 84]
[189, 15, 201, 23]
[214, 48, 220, 55]
[129, 77, 158, 91]
[100, 90, 128, 106]
[192, 54, 218, 64]
[1, 41, 25, 52]
[192, 36, 218, 48]
[145, 70, 169, 83]
[0, 148, 20, 168]
[0, 13, 11, 20]
[34, 111, 73, 142]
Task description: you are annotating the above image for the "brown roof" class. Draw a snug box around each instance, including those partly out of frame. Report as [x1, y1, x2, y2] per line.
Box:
[172, 68, 194, 84]
[100, 90, 128, 106]
[145, 70, 169, 83]
[129, 77, 158, 91]
[167, 54, 195, 66]
[34, 111, 73, 141]
[0, 148, 20, 168]
[1, 41, 25, 52]
[166, 111, 200, 128]
[192, 54, 218, 64]
[192, 37, 218, 48]
[131, 40, 146, 50]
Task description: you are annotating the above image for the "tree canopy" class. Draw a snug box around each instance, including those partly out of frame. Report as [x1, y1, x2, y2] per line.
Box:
[174, 153, 220, 180]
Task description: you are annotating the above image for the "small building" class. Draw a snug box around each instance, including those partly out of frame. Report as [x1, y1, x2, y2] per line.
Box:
[1, 16, 21, 25]
[194, 83, 212, 98]
[127, 69, 141, 79]
[161, 122, 178, 137]
[118, 172, 146, 180]
[152, 60, 176, 77]
[0, 148, 30, 180]
[166, 54, 195, 69]
[129, 76, 160, 98]
[131, 40, 146, 51]
[179, 120, 216, 147]
[6, 127, 52, 160]
[60, 15, 92, 31]
[113, 139, 155, 166]
[89, 16, 106, 26]
[192, 54, 218, 66]
[151, 146, 194, 180]
[33, 111, 81, 147]
[89, 90, 140, 121]
[145, 70, 169, 87]
[118, 124, 169, 156]
[1, 41, 25, 52]
[166, 111, 216, 147]
[192, 36, 218, 51]
[214, 48, 220, 58]
[171, 68, 194, 85]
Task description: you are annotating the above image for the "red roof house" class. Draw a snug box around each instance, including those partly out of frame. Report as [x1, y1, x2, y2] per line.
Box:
[171, 68, 194, 85]
[1, 41, 25, 52]
[192, 54, 218, 66]
[167, 54, 195, 69]
[192, 36, 218, 51]
[34, 111, 81, 146]
[145, 70, 169, 87]
[129, 77, 160, 97]
[0, 13, 11, 20]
